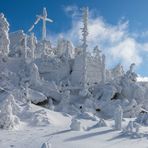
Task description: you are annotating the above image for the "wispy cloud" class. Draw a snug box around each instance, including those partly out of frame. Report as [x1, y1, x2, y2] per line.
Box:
[49, 5, 148, 74]
[63, 5, 80, 18]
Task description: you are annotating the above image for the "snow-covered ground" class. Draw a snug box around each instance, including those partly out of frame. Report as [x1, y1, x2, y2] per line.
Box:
[0, 104, 148, 148]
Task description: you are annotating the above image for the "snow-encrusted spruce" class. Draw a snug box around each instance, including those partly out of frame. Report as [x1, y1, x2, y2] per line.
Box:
[0, 13, 10, 56]
[0, 94, 20, 130]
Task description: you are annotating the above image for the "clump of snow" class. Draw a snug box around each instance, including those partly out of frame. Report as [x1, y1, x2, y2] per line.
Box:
[70, 117, 81, 131]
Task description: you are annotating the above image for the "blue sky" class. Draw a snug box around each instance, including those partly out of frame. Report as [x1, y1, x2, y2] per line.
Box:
[1, 0, 148, 33]
[0, 0, 148, 76]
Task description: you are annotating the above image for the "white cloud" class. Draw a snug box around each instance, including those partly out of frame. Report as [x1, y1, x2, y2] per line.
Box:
[49, 6, 148, 72]
[137, 76, 148, 82]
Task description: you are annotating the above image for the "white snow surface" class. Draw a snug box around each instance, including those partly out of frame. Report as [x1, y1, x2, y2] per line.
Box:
[0, 104, 148, 148]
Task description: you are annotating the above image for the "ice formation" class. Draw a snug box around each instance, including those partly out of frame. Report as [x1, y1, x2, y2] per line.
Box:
[0, 7, 148, 131]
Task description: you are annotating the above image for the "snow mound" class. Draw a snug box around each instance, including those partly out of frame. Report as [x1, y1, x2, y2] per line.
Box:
[28, 104, 71, 127]
[31, 109, 51, 126]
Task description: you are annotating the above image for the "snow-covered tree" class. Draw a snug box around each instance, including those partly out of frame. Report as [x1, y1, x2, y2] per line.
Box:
[0, 94, 20, 129]
[0, 13, 10, 56]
